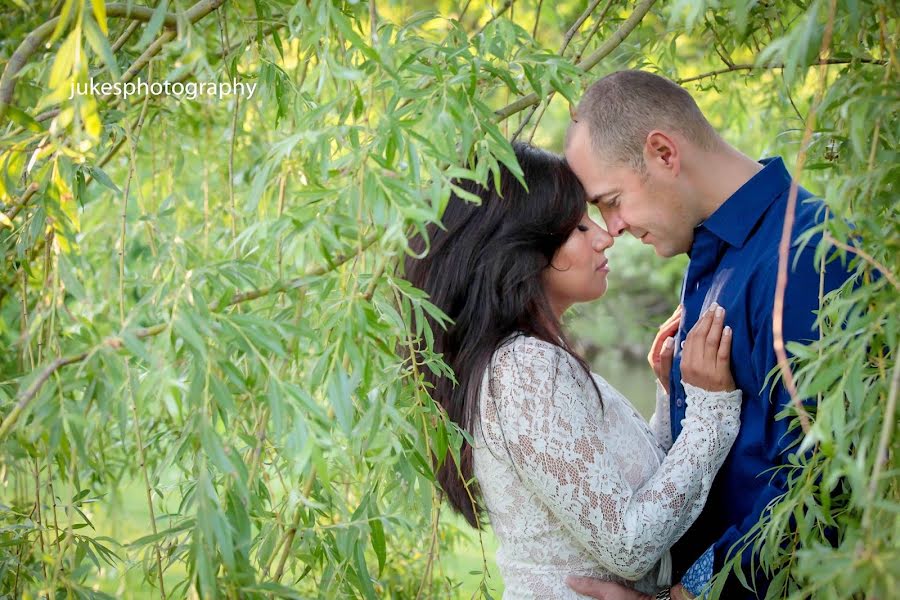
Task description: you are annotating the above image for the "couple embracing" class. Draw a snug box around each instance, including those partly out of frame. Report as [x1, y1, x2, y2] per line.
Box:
[406, 70, 854, 599]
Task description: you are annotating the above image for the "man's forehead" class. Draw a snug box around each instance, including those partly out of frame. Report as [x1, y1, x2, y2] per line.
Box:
[565, 120, 592, 151]
[566, 125, 617, 172]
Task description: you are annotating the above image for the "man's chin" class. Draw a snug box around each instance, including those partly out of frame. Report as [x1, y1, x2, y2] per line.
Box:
[653, 244, 682, 258]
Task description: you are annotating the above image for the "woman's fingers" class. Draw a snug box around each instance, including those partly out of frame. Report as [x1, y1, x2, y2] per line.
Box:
[659, 336, 674, 390]
[681, 303, 736, 391]
[704, 305, 725, 363]
[690, 303, 715, 342]
[685, 304, 715, 365]
[661, 304, 683, 331]
[718, 325, 733, 367]
[648, 305, 683, 368]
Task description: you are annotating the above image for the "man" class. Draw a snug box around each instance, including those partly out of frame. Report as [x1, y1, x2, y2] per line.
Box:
[562, 70, 853, 599]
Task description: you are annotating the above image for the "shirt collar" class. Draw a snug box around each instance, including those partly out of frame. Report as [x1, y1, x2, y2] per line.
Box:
[697, 157, 793, 249]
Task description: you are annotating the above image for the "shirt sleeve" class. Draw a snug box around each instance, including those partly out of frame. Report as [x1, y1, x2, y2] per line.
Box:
[679, 247, 854, 596]
[649, 381, 673, 452]
[681, 545, 714, 597]
[481, 337, 742, 581]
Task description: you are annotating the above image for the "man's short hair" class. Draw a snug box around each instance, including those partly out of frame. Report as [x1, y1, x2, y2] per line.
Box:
[573, 70, 719, 170]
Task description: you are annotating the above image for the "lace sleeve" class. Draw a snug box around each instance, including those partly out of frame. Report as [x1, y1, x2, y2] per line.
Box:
[648, 381, 673, 452]
[482, 338, 742, 580]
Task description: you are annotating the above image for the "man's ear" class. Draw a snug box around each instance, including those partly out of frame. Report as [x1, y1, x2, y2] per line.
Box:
[645, 130, 681, 176]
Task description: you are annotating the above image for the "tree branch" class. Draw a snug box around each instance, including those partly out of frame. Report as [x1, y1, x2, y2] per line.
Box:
[513, 0, 611, 140]
[862, 342, 900, 533]
[0, 235, 379, 442]
[531, 0, 544, 40]
[823, 235, 899, 292]
[573, 0, 614, 64]
[559, 0, 604, 56]
[495, 0, 657, 121]
[475, 0, 514, 37]
[32, 21, 282, 126]
[772, 0, 839, 435]
[2, 181, 39, 222]
[677, 57, 886, 85]
[111, 20, 141, 54]
[0, 0, 228, 123]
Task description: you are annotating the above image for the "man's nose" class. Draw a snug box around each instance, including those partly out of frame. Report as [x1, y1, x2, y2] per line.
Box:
[603, 211, 627, 237]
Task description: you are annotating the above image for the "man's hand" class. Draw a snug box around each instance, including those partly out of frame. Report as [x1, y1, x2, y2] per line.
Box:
[565, 577, 693, 600]
[565, 577, 651, 600]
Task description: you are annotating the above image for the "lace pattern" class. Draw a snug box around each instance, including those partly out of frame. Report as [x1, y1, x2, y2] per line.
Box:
[473, 335, 741, 599]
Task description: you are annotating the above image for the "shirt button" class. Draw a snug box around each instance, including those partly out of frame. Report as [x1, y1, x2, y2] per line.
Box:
[676, 397, 683, 407]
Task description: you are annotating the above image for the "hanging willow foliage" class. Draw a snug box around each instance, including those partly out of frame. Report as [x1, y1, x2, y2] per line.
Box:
[0, 1, 896, 598]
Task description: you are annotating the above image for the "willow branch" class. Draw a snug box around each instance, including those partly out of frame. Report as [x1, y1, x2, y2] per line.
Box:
[0, 0, 227, 123]
[475, 0, 514, 37]
[772, 0, 838, 435]
[573, 0, 614, 64]
[512, 0, 611, 140]
[867, 10, 893, 172]
[824, 235, 899, 292]
[273, 466, 317, 582]
[559, 0, 604, 56]
[862, 343, 900, 533]
[217, 235, 379, 309]
[0, 353, 90, 441]
[495, 0, 657, 121]
[458, 0, 474, 22]
[2, 181, 39, 222]
[677, 57, 886, 84]
[705, 15, 735, 68]
[0, 236, 378, 442]
[111, 21, 141, 54]
[578, 0, 656, 72]
[531, 0, 544, 39]
[33, 20, 281, 127]
[105, 30, 177, 101]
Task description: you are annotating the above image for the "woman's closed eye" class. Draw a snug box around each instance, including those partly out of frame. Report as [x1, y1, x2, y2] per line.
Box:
[577, 224, 589, 232]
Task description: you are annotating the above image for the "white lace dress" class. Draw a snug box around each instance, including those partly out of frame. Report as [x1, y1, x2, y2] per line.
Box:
[472, 335, 742, 599]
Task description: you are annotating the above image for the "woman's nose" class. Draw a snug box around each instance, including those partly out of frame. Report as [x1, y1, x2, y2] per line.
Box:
[594, 227, 614, 251]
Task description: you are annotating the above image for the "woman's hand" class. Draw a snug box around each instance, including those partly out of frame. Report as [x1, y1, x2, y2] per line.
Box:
[680, 302, 736, 392]
[648, 305, 682, 367]
[649, 305, 681, 395]
[652, 336, 676, 395]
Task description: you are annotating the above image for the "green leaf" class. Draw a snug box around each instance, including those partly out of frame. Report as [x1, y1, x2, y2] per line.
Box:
[91, 0, 108, 34]
[370, 515, 386, 576]
[173, 312, 207, 360]
[88, 165, 121, 193]
[48, 30, 77, 94]
[84, 12, 121, 81]
[49, 0, 76, 44]
[5, 105, 43, 132]
[135, 0, 169, 52]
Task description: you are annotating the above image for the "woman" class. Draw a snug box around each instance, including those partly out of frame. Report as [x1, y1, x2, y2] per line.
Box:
[405, 143, 741, 598]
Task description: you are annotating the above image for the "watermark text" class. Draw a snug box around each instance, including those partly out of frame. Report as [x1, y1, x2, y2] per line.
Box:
[69, 78, 257, 101]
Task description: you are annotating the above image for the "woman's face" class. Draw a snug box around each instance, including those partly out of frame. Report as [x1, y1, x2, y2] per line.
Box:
[542, 212, 614, 318]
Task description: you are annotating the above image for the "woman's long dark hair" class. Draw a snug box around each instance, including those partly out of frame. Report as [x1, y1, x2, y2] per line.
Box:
[404, 143, 603, 528]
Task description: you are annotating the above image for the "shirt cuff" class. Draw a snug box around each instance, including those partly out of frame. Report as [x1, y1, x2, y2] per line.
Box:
[681, 545, 714, 598]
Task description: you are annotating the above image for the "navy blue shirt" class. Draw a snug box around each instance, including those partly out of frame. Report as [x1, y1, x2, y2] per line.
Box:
[667, 158, 854, 597]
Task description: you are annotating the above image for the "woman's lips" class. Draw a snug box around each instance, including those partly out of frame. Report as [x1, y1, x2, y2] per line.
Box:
[597, 259, 609, 272]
